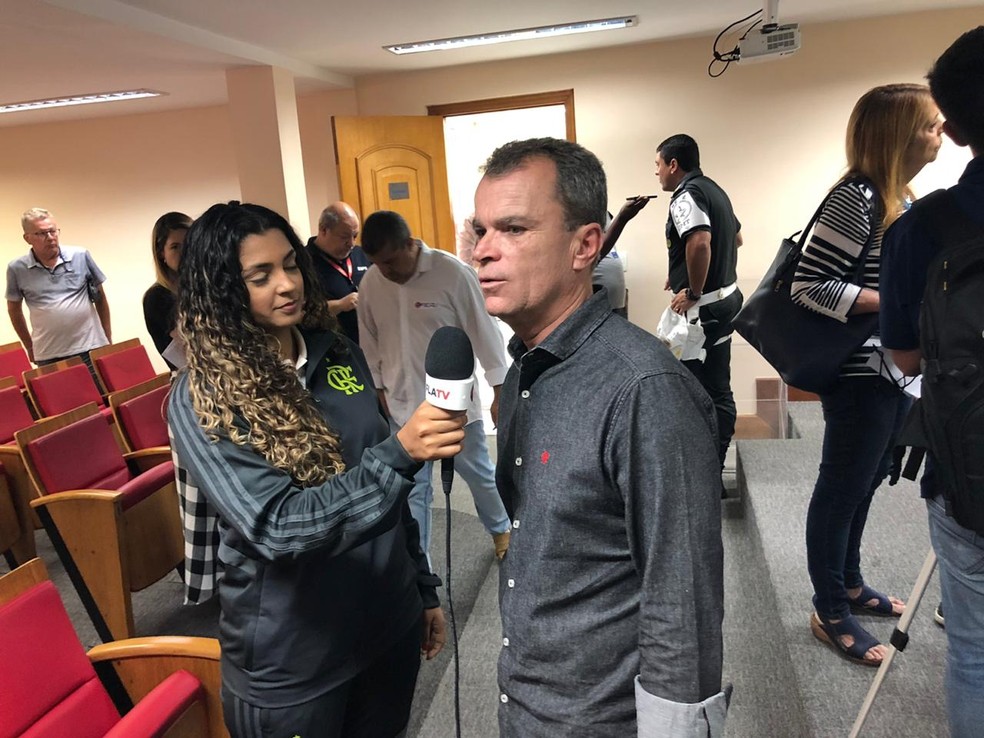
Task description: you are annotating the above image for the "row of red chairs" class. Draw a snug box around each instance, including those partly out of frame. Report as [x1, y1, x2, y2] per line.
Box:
[0, 339, 161, 420]
[1, 373, 171, 560]
[0, 338, 159, 397]
[0, 343, 227, 735]
[1, 371, 174, 642]
[1, 338, 168, 571]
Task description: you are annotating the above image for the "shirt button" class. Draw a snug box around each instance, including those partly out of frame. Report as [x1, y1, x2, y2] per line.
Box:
[515, 457, 522, 466]
[502, 637, 510, 646]
[500, 693, 509, 704]
[507, 578, 515, 588]
[512, 519, 520, 529]
[521, 390, 530, 399]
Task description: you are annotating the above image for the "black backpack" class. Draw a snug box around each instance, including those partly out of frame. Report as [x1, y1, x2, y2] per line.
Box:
[896, 189, 984, 536]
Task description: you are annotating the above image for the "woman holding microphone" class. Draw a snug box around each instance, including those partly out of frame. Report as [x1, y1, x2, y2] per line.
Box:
[168, 201, 464, 737]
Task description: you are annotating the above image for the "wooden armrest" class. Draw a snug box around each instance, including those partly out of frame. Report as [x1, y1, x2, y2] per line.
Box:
[125, 448, 172, 474]
[0, 557, 47, 604]
[89, 636, 220, 664]
[90, 636, 227, 738]
[0, 445, 24, 463]
[30, 489, 122, 508]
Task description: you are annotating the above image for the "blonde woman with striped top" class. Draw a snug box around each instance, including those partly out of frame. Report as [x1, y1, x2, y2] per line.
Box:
[792, 83, 943, 667]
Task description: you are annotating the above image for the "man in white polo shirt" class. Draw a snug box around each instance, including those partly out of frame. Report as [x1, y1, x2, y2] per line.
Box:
[6, 207, 111, 372]
[358, 210, 511, 562]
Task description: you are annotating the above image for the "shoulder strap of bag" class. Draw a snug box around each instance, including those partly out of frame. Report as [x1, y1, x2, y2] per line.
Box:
[849, 178, 881, 284]
[789, 177, 880, 284]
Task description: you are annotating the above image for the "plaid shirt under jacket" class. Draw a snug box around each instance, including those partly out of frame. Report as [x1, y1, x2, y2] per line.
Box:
[169, 426, 220, 605]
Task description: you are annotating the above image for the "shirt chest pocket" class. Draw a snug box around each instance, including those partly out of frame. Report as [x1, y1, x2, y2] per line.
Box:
[59, 270, 86, 293]
[25, 269, 83, 302]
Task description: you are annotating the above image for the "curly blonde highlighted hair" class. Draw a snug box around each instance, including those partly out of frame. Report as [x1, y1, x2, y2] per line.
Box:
[178, 202, 344, 485]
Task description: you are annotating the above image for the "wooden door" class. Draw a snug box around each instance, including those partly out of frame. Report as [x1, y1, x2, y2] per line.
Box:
[332, 116, 455, 253]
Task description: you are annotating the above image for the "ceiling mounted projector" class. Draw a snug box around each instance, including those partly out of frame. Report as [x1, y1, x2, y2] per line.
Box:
[737, 23, 801, 63]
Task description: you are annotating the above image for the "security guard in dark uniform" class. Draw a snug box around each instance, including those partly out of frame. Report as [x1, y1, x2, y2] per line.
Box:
[658, 134, 743, 471]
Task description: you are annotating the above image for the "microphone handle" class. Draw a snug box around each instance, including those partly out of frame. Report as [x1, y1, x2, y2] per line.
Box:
[441, 457, 455, 496]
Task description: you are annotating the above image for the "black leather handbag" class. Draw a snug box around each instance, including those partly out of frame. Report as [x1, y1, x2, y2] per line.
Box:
[732, 181, 879, 394]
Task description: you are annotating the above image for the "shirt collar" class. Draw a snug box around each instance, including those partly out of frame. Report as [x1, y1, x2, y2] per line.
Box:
[27, 248, 68, 270]
[674, 167, 704, 194]
[414, 240, 433, 276]
[308, 237, 351, 267]
[507, 290, 613, 366]
[292, 326, 308, 384]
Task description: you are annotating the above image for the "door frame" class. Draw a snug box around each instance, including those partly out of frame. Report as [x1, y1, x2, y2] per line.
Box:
[426, 89, 576, 141]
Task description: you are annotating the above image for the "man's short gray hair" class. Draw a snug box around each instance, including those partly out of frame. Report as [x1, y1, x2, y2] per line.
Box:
[318, 205, 343, 232]
[21, 207, 52, 231]
[482, 138, 607, 231]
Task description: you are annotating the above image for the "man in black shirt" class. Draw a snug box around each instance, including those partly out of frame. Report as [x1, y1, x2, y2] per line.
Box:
[658, 134, 743, 470]
[306, 201, 371, 343]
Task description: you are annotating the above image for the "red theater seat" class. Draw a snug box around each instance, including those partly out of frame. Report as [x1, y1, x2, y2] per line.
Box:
[15, 404, 182, 642]
[24, 359, 110, 417]
[90, 339, 159, 394]
[0, 558, 227, 738]
[108, 374, 171, 453]
[0, 378, 35, 445]
[0, 340, 31, 390]
[0, 377, 39, 564]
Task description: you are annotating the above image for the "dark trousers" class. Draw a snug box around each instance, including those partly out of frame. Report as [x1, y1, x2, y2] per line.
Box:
[682, 289, 742, 468]
[224, 619, 421, 738]
[36, 350, 99, 387]
[806, 376, 910, 620]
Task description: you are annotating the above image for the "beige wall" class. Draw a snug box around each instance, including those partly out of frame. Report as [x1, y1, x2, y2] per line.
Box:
[0, 105, 238, 370]
[1, 7, 978, 396]
[297, 88, 359, 227]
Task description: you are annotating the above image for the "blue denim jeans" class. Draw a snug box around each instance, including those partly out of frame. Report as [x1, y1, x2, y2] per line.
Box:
[806, 376, 911, 619]
[408, 418, 511, 562]
[926, 494, 984, 738]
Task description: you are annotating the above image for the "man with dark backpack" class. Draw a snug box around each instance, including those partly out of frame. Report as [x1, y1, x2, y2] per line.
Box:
[879, 26, 984, 738]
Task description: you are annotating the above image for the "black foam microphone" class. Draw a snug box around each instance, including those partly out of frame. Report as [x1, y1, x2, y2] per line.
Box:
[424, 326, 476, 485]
[425, 326, 475, 404]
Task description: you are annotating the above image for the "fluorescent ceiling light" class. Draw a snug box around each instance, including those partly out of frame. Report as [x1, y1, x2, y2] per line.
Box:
[385, 16, 637, 55]
[0, 89, 164, 115]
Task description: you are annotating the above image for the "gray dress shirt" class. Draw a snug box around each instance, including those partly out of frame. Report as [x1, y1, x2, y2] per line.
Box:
[496, 291, 728, 736]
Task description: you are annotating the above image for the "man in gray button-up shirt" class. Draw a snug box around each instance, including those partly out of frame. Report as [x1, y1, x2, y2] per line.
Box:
[472, 138, 728, 737]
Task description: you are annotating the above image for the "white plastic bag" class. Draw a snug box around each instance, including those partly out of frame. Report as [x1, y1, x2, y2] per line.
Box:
[655, 306, 706, 363]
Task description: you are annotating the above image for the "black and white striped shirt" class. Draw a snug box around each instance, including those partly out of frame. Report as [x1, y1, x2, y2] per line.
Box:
[791, 180, 881, 376]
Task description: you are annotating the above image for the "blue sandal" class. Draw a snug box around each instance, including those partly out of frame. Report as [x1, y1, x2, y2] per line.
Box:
[849, 584, 903, 617]
[810, 612, 882, 667]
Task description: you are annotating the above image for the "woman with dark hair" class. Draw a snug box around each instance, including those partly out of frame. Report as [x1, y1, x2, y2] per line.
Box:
[792, 84, 943, 666]
[167, 201, 464, 737]
[143, 211, 192, 368]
